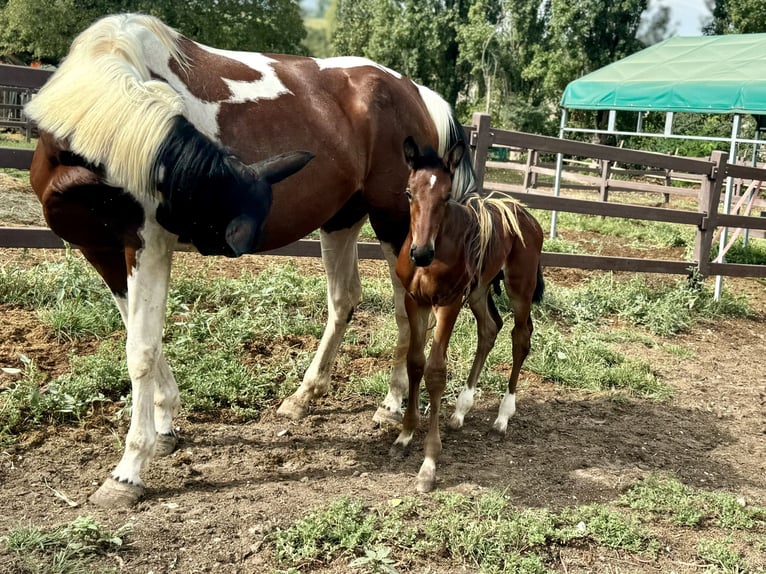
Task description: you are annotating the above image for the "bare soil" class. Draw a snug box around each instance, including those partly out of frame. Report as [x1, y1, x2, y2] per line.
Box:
[1, 244, 765, 573]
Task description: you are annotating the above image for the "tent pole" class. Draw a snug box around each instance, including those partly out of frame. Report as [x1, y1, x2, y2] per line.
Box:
[714, 113, 741, 300]
[550, 108, 568, 239]
[743, 128, 761, 247]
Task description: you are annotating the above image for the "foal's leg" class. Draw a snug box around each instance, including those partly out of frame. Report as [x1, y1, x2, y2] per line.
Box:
[373, 241, 409, 425]
[491, 291, 533, 440]
[89, 225, 176, 507]
[417, 303, 461, 493]
[277, 218, 365, 419]
[448, 286, 502, 430]
[391, 299, 430, 456]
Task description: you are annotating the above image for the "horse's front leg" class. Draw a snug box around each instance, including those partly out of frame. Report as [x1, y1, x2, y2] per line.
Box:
[417, 303, 460, 493]
[89, 225, 176, 507]
[277, 219, 365, 419]
[448, 285, 502, 430]
[391, 298, 430, 457]
[109, 292, 179, 457]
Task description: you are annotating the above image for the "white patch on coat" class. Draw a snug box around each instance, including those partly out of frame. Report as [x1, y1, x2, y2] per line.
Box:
[315, 56, 402, 79]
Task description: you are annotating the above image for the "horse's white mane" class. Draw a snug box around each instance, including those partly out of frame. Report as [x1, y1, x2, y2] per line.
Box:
[25, 13, 186, 197]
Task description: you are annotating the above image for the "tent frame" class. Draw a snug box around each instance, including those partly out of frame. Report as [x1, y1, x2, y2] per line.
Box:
[553, 107, 765, 300]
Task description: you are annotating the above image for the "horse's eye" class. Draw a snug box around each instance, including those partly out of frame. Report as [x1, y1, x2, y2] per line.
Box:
[405, 188, 412, 200]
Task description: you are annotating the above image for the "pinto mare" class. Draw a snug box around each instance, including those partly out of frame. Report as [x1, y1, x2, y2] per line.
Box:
[24, 13, 477, 507]
[394, 137, 544, 492]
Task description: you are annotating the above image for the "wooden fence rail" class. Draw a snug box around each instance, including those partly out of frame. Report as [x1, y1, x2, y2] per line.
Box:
[1, 64, 765, 279]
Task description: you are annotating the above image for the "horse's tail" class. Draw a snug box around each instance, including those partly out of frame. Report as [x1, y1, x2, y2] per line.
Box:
[416, 85, 477, 200]
[24, 13, 186, 197]
[533, 262, 545, 304]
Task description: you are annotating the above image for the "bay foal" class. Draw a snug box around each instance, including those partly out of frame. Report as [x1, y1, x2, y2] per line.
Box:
[394, 137, 544, 492]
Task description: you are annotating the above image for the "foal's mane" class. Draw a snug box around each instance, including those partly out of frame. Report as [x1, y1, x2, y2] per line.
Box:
[463, 193, 526, 276]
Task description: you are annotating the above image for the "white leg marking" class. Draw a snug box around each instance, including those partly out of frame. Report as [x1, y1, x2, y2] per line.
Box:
[111, 222, 175, 486]
[449, 387, 475, 429]
[394, 428, 415, 449]
[113, 294, 178, 437]
[278, 219, 365, 417]
[492, 392, 516, 435]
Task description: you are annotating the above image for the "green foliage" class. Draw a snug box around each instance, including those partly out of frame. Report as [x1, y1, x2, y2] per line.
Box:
[2, 515, 130, 573]
[0, 0, 306, 63]
[274, 498, 378, 565]
[621, 475, 766, 529]
[712, 237, 766, 266]
[560, 504, 653, 552]
[696, 538, 748, 572]
[540, 274, 750, 336]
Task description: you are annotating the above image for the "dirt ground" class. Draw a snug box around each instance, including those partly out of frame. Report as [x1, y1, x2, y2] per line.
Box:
[0, 246, 765, 573]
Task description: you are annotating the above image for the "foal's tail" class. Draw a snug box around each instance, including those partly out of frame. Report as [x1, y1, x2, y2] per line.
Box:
[532, 263, 545, 304]
[416, 85, 477, 200]
[24, 13, 186, 197]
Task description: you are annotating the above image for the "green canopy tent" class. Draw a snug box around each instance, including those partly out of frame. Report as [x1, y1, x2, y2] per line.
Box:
[557, 34, 766, 297]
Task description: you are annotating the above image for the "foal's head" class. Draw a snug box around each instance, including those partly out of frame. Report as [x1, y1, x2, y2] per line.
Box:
[402, 136, 465, 267]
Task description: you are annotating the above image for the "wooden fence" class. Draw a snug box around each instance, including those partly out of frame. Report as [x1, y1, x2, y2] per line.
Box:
[1, 63, 765, 279]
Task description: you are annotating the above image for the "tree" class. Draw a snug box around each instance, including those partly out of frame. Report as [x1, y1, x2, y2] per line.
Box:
[0, 0, 307, 64]
[704, 0, 766, 34]
[332, 0, 471, 105]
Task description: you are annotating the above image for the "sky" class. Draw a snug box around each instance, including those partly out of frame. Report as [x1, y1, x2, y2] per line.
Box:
[653, 0, 712, 35]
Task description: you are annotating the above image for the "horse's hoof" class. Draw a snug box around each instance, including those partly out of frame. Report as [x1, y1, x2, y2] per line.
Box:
[154, 433, 177, 457]
[447, 415, 464, 431]
[276, 397, 308, 420]
[89, 478, 144, 508]
[416, 474, 436, 493]
[372, 406, 402, 427]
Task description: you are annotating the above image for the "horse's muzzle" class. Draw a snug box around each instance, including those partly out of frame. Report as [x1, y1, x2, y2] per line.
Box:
[410, 244, 435, 267]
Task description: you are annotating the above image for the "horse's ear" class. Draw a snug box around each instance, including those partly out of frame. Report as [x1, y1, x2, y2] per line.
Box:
[225, 214, 259, 256]
[445, 141, 465, 174]
[403, 136, 419, 169]
[249, 151, 314, 185]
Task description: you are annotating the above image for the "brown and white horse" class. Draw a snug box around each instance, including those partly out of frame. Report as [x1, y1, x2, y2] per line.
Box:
[394, 137, 544, 492]
[25, 13, 477, 506]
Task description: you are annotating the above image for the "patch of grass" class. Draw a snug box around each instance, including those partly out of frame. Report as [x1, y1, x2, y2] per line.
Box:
[549, 212, 692, 249]
[2, 515, 130, 574]
[540, 274, 750, 336]
[273, 490, 664, 574]
[696, 537, 748, 573]
[527, 323, 669, 398]
[711, 237, 766, 266]
[40, 299, 122, 341]
[620, 475, 766, 529]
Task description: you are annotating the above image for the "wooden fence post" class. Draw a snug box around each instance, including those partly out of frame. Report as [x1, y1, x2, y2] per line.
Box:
[694, 150, 727, 277]
[599, 159, 611, 201]
[470, 112, 492, 192]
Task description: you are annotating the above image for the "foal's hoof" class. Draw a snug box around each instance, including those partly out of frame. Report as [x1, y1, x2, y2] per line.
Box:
[89, 478, 144, 508]
[154, 433, 178, 457]
[372, 406, 402, 428]
[276, 396, 308, 420]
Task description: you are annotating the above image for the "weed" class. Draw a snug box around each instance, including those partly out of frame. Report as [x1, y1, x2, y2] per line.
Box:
[696, 537, 747, 573]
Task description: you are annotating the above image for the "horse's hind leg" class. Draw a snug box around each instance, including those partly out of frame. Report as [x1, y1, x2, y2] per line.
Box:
[448, 285, 502, 430]
[373, 241, 409, 426]
[277, 218, 365, 419]
[491, 291, 533, 441]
